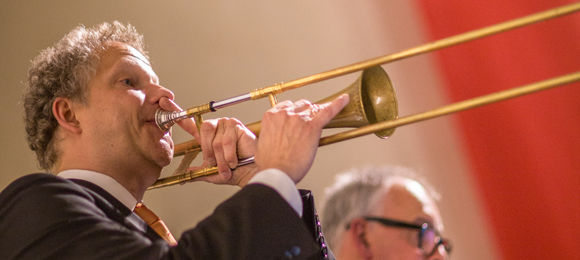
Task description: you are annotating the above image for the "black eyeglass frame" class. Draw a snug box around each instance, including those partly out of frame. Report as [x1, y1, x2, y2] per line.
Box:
[350, 216, 452, 257]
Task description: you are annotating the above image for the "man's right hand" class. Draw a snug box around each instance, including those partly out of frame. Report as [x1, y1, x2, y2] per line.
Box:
[254, 94, 349, 184]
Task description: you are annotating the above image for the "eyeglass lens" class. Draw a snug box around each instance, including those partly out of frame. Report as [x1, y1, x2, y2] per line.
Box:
[361, 216, 451, 257]
[421, 226, 452, 257]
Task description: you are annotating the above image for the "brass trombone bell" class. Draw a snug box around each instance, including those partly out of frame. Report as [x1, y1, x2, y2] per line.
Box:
[317, 65, 398, 139]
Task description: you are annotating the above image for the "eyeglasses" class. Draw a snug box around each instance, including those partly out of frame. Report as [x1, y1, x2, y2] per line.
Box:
[358, 216, 452, 257]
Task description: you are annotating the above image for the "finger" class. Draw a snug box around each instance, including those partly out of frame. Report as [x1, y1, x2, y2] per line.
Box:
[185, 162, 220, 184]
[159, 97, 199, 139]
[159, 97, 181, 111]
[199, 119, 219, 166]
[295, 104, 318, 119]
[291, 99, 313, 113]
[273, 100, 294, 111]
[212, 119, 233, 180]
[291, 101, 320, 120]
[222, 119, 242, 170]
[314, 94, 350, 126]
[309, 105, 320, 118]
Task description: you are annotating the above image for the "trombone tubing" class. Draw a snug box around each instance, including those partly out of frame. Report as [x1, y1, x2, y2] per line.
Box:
[149, 71, 580, 190]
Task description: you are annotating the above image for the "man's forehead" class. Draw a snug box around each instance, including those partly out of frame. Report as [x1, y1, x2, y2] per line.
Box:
[98, 42, 159, 83]
[125, 45, 151, 67]
[102, 42, 151, 66]
[378, 180, 432, 217]
[380, 179, 443, 230]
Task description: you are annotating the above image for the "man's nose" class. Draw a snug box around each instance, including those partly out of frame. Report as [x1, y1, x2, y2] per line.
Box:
[147, 83, 175, 104]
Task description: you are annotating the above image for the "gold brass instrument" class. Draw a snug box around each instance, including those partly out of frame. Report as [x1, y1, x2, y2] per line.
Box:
[151, 65, 398, 189]
[172, 65, 398, 158]
[148, 2, 580, 190]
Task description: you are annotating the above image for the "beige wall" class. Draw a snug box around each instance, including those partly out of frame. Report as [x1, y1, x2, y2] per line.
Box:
[0, 1, 497, 259]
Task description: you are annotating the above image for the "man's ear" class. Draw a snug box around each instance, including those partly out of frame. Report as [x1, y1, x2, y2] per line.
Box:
[52, 97, 82, 134]
[349, 218, 373, 259]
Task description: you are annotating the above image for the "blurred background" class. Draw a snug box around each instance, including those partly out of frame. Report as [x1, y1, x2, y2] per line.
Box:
[1, 1, 579, 259]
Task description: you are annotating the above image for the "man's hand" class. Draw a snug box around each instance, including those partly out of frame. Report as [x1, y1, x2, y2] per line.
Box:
[255, 94, 349, 184]
[195, 117, 258, 185]
[159, 98, 259, 186]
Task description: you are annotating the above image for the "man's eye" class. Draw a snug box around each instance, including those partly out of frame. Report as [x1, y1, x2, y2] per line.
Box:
[122, 79, 132, 86]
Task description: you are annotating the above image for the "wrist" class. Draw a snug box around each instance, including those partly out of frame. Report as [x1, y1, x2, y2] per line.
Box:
[237, 166, 261, 188]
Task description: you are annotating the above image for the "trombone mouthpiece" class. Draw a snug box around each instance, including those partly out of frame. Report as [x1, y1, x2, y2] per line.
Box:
[155, 102, 214, 132]
[155, 109, 187, 132]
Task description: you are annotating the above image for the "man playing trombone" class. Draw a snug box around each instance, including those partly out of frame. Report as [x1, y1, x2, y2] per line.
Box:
[0, 21, 347, 259]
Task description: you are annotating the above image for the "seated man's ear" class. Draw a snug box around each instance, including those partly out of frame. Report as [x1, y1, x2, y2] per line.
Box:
[348, 218, 372, 259]
[52, 97, 82, 134]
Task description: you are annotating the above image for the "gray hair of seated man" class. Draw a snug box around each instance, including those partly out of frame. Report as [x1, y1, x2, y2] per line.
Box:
[321, 166, 439, 250]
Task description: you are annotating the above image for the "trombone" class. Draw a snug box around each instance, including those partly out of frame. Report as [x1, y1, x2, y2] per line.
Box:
[148, 2, 580, 190]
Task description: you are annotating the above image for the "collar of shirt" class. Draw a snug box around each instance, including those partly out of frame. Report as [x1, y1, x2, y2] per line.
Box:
[57, 169, 138, 211]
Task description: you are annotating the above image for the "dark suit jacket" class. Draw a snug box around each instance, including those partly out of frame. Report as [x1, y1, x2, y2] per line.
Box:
[0, 173, 329, 260]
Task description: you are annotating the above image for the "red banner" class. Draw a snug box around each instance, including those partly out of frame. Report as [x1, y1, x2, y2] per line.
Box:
[415, 0, 580, 259]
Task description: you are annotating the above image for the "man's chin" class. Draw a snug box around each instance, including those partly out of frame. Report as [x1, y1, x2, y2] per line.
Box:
[160, 146, 174, 165]
[160, 135, 174, 150]
[150, 153, 172, 170]
[152, 137, 173, 167]
[158, 158, 172, 168]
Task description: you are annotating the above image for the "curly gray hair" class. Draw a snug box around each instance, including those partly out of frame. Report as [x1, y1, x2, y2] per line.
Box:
[23, 21, 148, 172]
[321, 166, 439, 251]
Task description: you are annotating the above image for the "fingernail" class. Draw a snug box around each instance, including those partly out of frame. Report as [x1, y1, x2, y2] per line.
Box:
[229, 162, 237, 170]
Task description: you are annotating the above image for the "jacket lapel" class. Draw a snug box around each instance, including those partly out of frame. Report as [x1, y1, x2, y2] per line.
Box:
[69, 179, 162, 240]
